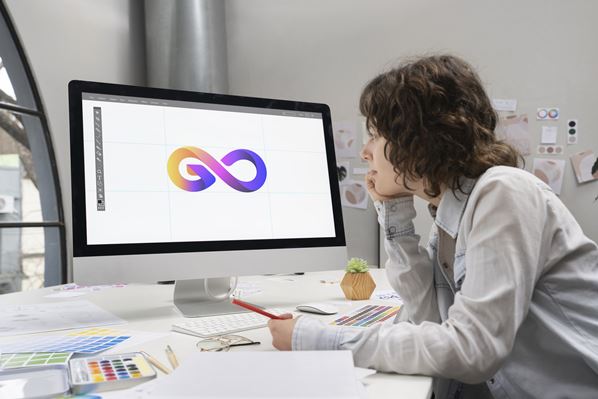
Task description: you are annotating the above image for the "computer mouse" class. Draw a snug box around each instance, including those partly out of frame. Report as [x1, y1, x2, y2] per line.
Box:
[295, 303, 339, 315]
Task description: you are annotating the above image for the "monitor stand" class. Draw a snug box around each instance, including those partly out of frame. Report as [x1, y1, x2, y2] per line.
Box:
[173, 277, 245, 318]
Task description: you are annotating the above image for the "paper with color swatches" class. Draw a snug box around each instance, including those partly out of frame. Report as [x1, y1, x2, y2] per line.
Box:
[0, 328, 130, 354]
[0, 352, 72, 369]
[330, 305, 401, 327]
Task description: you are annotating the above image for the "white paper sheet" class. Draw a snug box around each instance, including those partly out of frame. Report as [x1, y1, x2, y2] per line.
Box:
[0, 300, 126, 336]
[570, 149, 598, 183]
[492, 98, 517, 112]
[118, 351, 364, 399]
[495, 114, 530, 155]
[373, 289, 403, 303]
[541, 126, 558, 144]
[352, 167, 368, 175]
[231, 282, 263, 299]
[532, 158, 566, 195]
[44, 291, 88, 299]
[334, 120, 359, 158]
[340, 180, 369, 209]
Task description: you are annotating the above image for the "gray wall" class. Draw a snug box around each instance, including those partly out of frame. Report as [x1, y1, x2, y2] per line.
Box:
[225, 0, 598, 268]
[5, 0, 147, 278]
[6, 0, 598, 277]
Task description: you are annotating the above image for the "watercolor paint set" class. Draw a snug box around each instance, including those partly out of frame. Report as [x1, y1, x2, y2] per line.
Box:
[69, 352, 156, 394]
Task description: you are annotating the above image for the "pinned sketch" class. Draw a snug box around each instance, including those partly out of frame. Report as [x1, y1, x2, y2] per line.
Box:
[570, 149, 598, 184]
[533, 158, 566, 195]
[336, 161, 350, 183]
[340, 180, 368, 209]
[492, 98, 517, 112]
[496, 114, 530, 155]
[541, 126, 558, 144]
[333, 121, 359, 158]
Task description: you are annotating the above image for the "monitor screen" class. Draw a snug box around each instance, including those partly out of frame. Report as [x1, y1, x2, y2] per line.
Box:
[81, 93, 336, 245]
[69, 81, 346, 280]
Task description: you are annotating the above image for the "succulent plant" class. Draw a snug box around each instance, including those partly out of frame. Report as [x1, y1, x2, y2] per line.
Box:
[345, 257, 369, 273]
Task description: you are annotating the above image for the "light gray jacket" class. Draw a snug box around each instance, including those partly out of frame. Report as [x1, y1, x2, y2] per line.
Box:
[293, 166, 598, 399]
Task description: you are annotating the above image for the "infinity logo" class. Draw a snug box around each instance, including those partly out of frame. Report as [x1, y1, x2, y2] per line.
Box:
[167, 146, 267, 192]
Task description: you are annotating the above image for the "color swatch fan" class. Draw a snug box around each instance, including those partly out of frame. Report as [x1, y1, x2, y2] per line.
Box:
[331, 305, 401, 327]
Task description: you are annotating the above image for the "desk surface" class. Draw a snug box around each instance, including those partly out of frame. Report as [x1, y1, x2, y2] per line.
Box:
[0, 269, 432, 399]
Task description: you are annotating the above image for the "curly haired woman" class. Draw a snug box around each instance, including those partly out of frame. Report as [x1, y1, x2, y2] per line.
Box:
[269, 55, 598, 399]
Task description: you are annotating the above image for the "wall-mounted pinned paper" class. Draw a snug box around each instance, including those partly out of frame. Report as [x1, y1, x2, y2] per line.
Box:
[537, 108, 559, 121]
[496, 114, 530, 155]
[336, 161, 350, 183]
[532, 158, 566, 195]
[537, 145, 563, 155]
[570, 149, 598, 184]
[340, 180, 368, 209]
[541, 126, 558, 144]
[492, 98, 517, 112]
[333, 120, 358, 158]
[352, 167, 368, 175]
[567, 119, 578, 145]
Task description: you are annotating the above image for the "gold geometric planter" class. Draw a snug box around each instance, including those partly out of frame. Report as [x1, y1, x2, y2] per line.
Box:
[340, 271, 376, 300]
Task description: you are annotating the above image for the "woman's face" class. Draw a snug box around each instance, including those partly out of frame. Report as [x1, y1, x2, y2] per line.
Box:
[360, 129, 405, 196]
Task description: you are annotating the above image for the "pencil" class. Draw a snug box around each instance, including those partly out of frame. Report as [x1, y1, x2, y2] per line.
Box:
[165, 344, 180, 369]
[231, 298, 283, 319]
[141, 351, 171, 375]
[230, 341, 261, 348]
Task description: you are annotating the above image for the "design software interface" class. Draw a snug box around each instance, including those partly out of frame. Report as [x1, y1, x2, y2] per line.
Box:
[81, 93, 336, 245]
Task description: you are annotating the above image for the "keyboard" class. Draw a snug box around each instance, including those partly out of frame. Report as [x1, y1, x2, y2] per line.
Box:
[172, 309, 288, 338]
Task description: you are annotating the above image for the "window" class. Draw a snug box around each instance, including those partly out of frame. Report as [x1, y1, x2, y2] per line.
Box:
[0, 2, 65, 293]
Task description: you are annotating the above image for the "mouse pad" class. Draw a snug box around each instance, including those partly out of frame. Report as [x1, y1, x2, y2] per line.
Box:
[330, 305, 401, 327]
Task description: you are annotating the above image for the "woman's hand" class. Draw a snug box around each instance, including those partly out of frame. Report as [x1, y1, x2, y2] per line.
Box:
[365, 171, 413, 202]
[268, 313, 296, 351]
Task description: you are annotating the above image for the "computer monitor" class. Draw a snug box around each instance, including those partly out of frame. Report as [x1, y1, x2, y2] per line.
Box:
[69, 80, 347, 316]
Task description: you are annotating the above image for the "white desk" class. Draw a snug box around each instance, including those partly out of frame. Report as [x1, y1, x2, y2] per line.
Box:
[0, 269, 432, 398]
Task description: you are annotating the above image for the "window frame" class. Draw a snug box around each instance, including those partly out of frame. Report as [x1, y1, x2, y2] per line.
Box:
[0, 1, 66, 286]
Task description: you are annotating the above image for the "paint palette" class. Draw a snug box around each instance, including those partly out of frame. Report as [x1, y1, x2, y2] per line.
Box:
[69, 352, 156, 393]
[0, 352, 72, 369]
[330, 305, 401, 327]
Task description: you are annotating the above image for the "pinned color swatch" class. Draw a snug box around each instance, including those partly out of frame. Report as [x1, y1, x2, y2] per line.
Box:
[0, 352, 72, 369]
[330, 305, 401, 327]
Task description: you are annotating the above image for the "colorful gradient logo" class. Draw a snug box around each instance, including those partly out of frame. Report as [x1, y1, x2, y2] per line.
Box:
[167, 146, 267, 192]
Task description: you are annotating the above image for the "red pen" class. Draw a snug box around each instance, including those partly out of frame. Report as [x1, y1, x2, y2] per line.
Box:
[231, 298, 283, 320]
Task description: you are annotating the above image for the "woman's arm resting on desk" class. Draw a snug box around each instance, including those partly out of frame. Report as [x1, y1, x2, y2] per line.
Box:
[287, 178, 545, 384]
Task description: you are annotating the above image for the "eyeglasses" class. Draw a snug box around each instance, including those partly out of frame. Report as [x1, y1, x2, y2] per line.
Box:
[196, 335, 260, 352]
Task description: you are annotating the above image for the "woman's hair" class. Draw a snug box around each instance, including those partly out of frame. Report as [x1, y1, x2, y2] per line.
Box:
[359, 54, 520, 198]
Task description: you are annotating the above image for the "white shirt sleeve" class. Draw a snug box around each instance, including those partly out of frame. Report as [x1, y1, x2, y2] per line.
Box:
[374, 197, 441, 324]
[293, 176, 546, 384]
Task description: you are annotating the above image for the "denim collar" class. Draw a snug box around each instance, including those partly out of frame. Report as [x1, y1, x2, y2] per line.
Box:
[433, 177, 477, 239]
